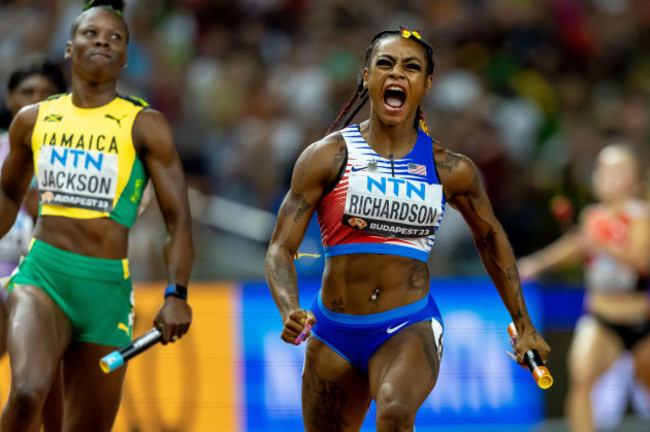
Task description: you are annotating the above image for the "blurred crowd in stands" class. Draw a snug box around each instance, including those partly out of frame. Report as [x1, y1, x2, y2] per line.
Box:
[2, 0, 650, 280]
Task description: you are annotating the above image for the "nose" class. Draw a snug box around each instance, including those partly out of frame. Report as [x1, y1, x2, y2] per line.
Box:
[389, 65, 406, 79]
[94, 32, 110, 47]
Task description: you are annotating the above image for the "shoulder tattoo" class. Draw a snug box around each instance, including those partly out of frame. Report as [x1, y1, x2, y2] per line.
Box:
[333, 145, 346, 169]
[436, 152, 462, 173]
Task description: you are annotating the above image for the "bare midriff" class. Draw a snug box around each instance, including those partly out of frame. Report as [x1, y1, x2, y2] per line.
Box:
[321, 253, 430, 315]
[588, 291, 649, 324]
[33, 215, 129, 259]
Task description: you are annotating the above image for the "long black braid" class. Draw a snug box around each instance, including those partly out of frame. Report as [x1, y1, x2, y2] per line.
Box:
[326, 28, 435, 136]
[71, 0, 129, 40]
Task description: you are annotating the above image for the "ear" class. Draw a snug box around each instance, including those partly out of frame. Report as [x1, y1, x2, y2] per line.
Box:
[362, 68, 369, 90]
[64, 41, 72, 60]
[423, 74, 433, 95]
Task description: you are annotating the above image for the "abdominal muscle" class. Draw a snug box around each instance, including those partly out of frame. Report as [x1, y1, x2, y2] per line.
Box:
[587, 290, 650, 324]
[33, 215, 130, 259]
[321, 253, 430, 315]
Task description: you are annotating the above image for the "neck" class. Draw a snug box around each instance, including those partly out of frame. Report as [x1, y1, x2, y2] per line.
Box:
[360, 114, 419, 159]
[70, 76, 118, 108]
[605, 200, 631, 210]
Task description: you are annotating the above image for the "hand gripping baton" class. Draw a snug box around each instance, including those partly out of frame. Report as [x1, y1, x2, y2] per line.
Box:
[508, 323, 553, 389]
[100, 327, 163, 373]
[295, 324, 312, 345]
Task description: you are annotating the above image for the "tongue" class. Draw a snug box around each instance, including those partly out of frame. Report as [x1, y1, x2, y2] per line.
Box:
[385, 94, 404, 108]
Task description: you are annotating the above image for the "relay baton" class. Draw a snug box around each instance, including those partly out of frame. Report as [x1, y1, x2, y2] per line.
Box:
[100, 327, 163, 373]
[295, 324, 312, 345]
[508, 323, 553, 389]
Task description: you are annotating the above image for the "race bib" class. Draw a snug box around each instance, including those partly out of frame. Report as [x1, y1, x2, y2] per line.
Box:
[342, 172, 443, 238]
[38, 146, 118, 212]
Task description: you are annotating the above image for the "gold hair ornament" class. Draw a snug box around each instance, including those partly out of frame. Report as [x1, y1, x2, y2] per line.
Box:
[399, 26, 421, 40]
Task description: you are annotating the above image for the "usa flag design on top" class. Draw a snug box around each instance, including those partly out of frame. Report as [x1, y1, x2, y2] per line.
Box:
[316, 125, 446, 263]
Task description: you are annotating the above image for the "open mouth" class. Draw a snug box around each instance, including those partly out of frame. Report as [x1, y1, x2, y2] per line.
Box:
[383, 86, 406, 110]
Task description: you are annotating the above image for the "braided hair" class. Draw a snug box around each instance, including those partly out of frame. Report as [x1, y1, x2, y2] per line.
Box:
[71, 0, 128, 40]
[326, 28, 435, 136]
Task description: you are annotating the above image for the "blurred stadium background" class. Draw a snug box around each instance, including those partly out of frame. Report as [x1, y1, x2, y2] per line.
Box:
[2, 0, 650, 430]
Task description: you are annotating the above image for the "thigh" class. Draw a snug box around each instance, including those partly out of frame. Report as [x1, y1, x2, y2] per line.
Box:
[302, 337, 372, 432]
[42, 365, 64, 432]
[632, 333, 650, 389]
[567, 315, 622, 383]
[6, 284, 71, 388]
[368, 319, 441, 412]
[0, 288, 7, 357]
[62, 342, 127, 432]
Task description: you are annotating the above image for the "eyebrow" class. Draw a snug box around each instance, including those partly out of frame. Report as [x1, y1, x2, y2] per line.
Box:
[79, 23, 126, 35]
[376, 54, 423, 64]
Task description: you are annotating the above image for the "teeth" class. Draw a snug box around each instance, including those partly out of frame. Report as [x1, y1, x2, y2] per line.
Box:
[387, 86, 404, 92]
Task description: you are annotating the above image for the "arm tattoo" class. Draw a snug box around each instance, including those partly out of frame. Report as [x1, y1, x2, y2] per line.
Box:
[468, 174, 488, 209]
[436, 152, 461, 172]
[512, 308, 525, 322]
[505, 266, 524, 300]
[325, 145, 347, 193]
[267, 254, 298, 311]
[409, 261, 429, 295]
[280, 191, 312, 222]
[506, 266, 520, 282]
[333, 145, 346, 169]
[330, 297, 345, 314]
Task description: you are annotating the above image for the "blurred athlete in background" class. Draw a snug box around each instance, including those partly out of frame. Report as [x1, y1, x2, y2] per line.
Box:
[519, 144, 650, 432]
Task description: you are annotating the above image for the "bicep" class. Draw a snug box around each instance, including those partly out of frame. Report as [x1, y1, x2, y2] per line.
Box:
[446, 162, 501, 239]
[269, 146, 329, 254]
[270, 189, 318, 255]
[1, 111, 36, 201]
[136, 112, 190, 222]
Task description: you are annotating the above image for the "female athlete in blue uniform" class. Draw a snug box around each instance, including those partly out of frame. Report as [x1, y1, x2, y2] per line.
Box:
[266, 28, 550, 431]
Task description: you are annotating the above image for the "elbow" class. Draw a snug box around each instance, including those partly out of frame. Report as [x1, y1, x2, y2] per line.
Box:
[266, 242, 290, 261]
[265, 242, 294, 271]
[187, 240, 196, 263]
[473, 227, 499, 250]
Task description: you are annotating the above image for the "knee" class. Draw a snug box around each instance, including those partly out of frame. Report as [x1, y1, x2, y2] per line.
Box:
[6, 383, 49, 415]
[635, 365, 650, 388]
[375, 389, 416, 429]
[567, 364, 598, 390]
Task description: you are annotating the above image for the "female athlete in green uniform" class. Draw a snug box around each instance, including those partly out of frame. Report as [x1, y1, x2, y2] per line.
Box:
[0, 1, 193, 430]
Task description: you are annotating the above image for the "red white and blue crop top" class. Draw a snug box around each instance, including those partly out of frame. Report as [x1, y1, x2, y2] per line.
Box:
[317, 125, 446, 262]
